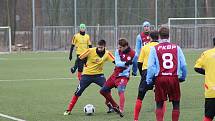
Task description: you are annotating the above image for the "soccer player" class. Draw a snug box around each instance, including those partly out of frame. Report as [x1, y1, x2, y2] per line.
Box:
[146, 27, 187, 121]
[69, 23, 92, 80]
[100, 38, 136, 117]
[64, 40, 114, 115]
[132, 21, 151, 76]
[194, 37, 215, 121]
[133, 30, 160, 121]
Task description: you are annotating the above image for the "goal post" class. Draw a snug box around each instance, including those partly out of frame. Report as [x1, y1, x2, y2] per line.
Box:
[168, 17, 215, 49]
[0, 26, 12, 53]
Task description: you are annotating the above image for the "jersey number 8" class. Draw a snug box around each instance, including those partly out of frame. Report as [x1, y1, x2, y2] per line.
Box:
[162, 53, 173, 69]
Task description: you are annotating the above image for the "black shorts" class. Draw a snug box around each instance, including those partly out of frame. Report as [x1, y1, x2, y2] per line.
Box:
[76, 55, 87, 72]
[205, 98, 215, 119]
[138, 69, 154, 92]
[138, 70, 148, 92]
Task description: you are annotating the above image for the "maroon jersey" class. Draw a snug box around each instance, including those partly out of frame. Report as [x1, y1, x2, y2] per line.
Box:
[140, 32, 150, 46]
[155, 42, 178, 76]
[114, 47, 135, 77]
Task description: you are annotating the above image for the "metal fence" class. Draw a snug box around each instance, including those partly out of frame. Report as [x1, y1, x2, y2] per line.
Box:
[170, 24, 215, 48]
[1, 25, 215, 52]
[33, 24, 215, 51]
[34, 25, 145, 51]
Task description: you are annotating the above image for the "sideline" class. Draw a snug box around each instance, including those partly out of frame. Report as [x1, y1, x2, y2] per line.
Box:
[0, 113, 26, 121]
[0, 74, 200, 82]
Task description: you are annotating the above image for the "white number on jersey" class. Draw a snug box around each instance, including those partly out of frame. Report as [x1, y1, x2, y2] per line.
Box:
[162, 53, 173, 69]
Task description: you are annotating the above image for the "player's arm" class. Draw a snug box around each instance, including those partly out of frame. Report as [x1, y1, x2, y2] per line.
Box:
[135, 35, 142, 56]
[132, 35, 142, 75]
[137, 47, 144, 74]
[69, 36, 76, 61]
[146, 47, 158, 84]
[79, 49, 90, 60]
[178, 46, 187, 82]
[132, 54, 138, 72]
[88, 35, 92, 48]
[194, 52, 205, 75]
[114, 49, 126, 67]
[106, 51, 115, 63]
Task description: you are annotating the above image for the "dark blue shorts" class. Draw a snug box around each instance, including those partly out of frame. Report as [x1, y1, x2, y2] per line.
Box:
[75, 74, 106, 96]
[205, 98, 215, 119]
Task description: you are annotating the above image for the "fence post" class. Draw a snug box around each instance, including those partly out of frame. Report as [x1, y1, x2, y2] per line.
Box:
[32, 0, 36, 51]
[115, 0, 118, 49]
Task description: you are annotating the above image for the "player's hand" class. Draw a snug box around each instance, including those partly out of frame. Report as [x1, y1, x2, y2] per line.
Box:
[70, 67, 76, 73]
[132, 72, 137, 76]
[179, 78, 185, 83]
[125, 60, 133, 66]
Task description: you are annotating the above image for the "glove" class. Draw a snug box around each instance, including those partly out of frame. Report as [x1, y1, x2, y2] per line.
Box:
[125, 60, 133, 66]
[70, 67, 76, 73]
[179, 78, 185, 83]
[132, 72, 137, 76]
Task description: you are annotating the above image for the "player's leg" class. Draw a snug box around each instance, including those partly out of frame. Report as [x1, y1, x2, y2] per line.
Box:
[71, 55, 79, 73]
[155, 76, 168, 121]
[100, 75, 123, 117]
[203, 98, 215, 121]
[115, 77, 128, 113]
[100, 76, 118, 108]
[156, 101, 165, 121]
[64, 75, 92, 115]
[93, 74, 114, 113]
[167, 77, 181, 121]
[134, 70, 148, 121]
[172, 101, 180, 121]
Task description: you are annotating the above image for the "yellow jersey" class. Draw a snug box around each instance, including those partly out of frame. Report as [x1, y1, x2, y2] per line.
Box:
[138, 41, 159, 70]
[194, 48, 215, 98]
[72, 33, 91, 55]
[79, 48, 114, 75]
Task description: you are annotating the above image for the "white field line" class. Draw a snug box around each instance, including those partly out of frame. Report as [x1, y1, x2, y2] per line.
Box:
[131, 73, 200, 78]
[0, 52, 202, 61]
[0, 113, 26, 121]
[0, 77, 75, 82]
[0, 74, 200, 82]
[0, 57, 65, 60]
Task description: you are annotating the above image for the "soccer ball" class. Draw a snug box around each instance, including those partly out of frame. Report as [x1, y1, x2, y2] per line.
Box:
[84, 104, 95, 115]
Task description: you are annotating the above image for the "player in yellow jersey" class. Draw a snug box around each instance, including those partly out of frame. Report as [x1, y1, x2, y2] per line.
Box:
[194, 38, 215, 121]
[69, 23, 92, 80]
[64, 40, 115, 115]
[134, 30, 161, 121]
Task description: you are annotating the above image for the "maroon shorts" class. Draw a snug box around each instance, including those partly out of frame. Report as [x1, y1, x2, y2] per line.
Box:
[155, 76, 180, 102]
[104, 73, 129, 88]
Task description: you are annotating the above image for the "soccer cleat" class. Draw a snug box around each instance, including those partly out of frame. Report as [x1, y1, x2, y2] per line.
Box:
[63, 110, 71, 115]
[107, 108, 114, 113]
[106, 103, 114, 113]
[113, 106, 124, 117]
[132, 72, 137, 76]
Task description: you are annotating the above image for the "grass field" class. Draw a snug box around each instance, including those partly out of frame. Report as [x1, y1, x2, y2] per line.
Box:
[0, 50, 206, 121]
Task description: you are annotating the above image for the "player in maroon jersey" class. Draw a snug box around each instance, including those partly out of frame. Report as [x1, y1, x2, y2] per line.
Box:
[133, 21, 151, 76]
[100, 38, 137, 117]
[146, 27, 187, 121]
